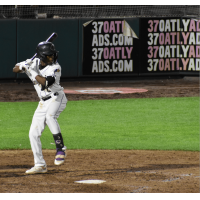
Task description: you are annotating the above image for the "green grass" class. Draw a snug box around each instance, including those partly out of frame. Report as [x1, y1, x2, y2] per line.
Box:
[0, 97, 199, 151]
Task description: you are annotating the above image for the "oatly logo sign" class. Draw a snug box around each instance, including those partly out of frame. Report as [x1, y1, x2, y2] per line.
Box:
[82, 19, 139, 75]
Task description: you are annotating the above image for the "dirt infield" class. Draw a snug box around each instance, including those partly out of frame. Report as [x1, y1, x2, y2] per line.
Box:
[0, 76, 199, 101]
[0, 76, 199, 193]
[0, 150, 199, 193]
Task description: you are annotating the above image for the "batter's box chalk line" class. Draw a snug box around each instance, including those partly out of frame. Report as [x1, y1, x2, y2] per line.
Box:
[74, 180, 106, 184]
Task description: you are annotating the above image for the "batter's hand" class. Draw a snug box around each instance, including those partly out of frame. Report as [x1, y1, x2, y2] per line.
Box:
[19, 63, 29, 72]
[18, 59, 32, 71]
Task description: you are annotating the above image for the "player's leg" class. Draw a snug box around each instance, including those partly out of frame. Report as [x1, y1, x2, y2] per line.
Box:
[46, 100, 67, 135]
[45, 93, 67, 165]
[26, 102, 47, 174]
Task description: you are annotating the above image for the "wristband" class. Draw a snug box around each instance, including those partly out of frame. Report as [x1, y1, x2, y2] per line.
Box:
[19, 64, 23, 71]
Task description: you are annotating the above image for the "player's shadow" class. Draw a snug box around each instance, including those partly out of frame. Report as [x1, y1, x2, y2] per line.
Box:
[0, 163, 198, 178]
[126, 163, 199, 172]
[0, 165, 32, 178]
[0, 165, 32, 170]
[0, 165, 66, 178]
[70, 163, 199, 177]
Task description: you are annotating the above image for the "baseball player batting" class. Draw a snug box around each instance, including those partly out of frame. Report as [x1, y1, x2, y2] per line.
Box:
[13, 40, 67, 174]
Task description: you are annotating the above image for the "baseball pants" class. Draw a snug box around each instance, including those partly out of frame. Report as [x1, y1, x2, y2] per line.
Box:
[29, 92, 67, 167]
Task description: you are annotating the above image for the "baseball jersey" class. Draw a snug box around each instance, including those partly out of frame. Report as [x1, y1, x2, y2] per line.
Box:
[18, 58, 64, 100]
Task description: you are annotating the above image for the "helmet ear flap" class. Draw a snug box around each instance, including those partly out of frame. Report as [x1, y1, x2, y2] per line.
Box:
[54, 52, 58, 63]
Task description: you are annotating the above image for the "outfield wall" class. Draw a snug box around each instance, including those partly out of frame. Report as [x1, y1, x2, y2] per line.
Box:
[0, 17, 199, 79]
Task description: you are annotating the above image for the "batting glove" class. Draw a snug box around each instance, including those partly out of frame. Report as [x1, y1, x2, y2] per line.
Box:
[17, 61, 28, 71]
[22, 65, 30, 72]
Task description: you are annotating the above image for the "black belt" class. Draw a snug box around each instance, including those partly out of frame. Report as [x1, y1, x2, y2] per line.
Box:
[42, 92, 59, 101]
[42, 96, 51, 101]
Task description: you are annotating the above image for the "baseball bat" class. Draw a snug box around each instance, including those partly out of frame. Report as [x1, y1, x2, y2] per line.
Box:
[31, 32, 58, 60]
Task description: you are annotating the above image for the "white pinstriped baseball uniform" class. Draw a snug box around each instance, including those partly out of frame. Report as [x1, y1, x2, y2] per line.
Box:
[16, 58, 67, 166]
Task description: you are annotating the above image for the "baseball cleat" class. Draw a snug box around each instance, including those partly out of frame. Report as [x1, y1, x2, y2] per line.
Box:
[25, 165, 47, 174]
[54, 146, 67, 165]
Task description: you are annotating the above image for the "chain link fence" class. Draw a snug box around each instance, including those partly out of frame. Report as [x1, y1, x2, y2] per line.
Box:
[0, 5, 200, 19]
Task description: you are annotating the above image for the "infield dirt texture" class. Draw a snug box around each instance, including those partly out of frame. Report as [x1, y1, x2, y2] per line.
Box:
[0, 76, 199, 193]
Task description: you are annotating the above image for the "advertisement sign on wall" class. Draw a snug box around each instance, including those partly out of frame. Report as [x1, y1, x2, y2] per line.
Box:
[82, 19, 140, 75]
[140, 18, 200, 74]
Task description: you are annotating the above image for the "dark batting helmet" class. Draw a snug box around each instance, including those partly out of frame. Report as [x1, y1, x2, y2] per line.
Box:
[36, 41, 58, 63]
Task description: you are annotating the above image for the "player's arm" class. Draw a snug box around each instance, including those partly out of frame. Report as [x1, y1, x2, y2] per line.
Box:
[13, 65, 51, 86]
[32, 66, 57, 86]
[35, 75, 55, 87]
[13, 65, 23, 73]
[13, 59, 33, 73]
[35, 75, 46, 86]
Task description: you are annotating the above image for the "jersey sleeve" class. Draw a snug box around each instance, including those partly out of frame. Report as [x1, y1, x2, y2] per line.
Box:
[47, 63, 61, 78]
[29, 58, 40, 71]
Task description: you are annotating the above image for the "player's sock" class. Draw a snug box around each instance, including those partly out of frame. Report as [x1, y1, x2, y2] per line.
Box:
[53, 133, 64, 151]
